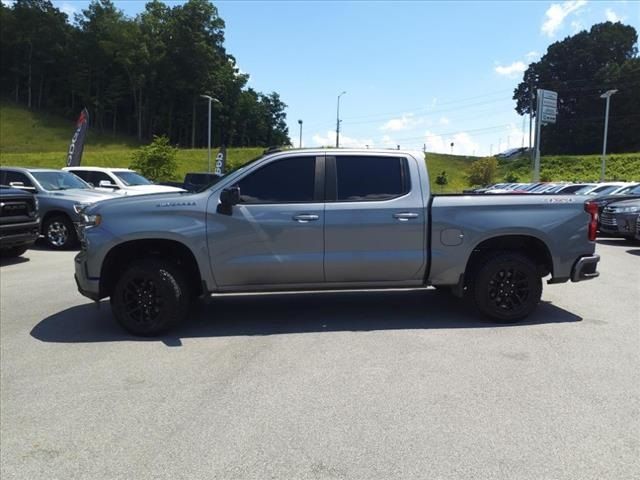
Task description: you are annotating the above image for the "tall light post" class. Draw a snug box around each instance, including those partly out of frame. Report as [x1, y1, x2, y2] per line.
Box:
[298, 119, 303, 148]
[336, 91, 346, 148]
[200, 94, 220, 172]
[599, 89, 617, 181]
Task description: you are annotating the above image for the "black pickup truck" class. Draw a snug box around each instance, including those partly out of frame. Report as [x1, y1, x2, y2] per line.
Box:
[161, 172, 220, 192]
[0, 186, 40, 258]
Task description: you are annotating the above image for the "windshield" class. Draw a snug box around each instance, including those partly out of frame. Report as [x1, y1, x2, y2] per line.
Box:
[574, 185, 596, 194]
[113, 171, 152, 186]
[32, 171, 91, 191]
[590, 185, 619, 195]
[616, 184, 640, 195]
[195, 154, 267, 193]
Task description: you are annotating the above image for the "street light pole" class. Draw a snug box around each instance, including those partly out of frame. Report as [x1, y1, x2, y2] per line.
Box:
[599, 89, 617, 182]
[298, 119, 303, 148]
[336, 91, 346, 148]
[200, 94, 220, 172]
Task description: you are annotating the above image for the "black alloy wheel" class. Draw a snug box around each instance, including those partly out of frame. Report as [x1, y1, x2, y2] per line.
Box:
[471, 252, 542, 322]
[111, 259, 191, 336]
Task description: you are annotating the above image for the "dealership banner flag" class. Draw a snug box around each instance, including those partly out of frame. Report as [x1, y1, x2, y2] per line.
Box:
[215, 145, 227, 175]
[66, 108, 89, 167]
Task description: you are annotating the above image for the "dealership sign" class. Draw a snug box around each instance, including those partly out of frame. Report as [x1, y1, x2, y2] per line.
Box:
[539, 89, 558, 125]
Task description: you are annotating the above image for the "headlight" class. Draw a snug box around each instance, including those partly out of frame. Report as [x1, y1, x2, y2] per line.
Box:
[619, 206, 640, 213]
[73, 203, 91, 214]
[82, 214, 102, 227]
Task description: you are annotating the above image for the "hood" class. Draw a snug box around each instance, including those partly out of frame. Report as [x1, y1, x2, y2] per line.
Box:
[85, 189, 197, 213]
[126, 185, 185, 193]
[0, 186, 33, 198]
[44, 188, 119, 202]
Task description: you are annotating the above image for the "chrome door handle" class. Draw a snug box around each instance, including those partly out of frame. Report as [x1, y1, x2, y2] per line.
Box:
[293, 214, 319, 223]
[393, 212, 419, 221]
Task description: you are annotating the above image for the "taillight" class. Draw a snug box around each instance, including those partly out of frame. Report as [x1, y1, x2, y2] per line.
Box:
[584, 201, 598, 241]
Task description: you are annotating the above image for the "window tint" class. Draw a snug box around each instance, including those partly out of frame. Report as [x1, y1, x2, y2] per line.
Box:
[71, 170, 92, 183]
[336, 156, 407, 201]
[238, 157, 316, 204]
[4, 171, 34, 188]
[91, 171, 113, 185]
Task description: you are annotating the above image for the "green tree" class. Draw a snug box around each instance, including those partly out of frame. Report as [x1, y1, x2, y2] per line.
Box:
[130, 135, 177, 181]
[435, 171, 448, 191]
[468, 157, 498, 186]
[513, 22, 639, 155]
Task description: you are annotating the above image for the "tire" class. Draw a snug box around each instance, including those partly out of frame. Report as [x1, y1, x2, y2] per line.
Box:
[469, 251, 542, 323]
[1, 245, 28, 258]
[43, 215, 78, 250]
[110, 259, 191, 336]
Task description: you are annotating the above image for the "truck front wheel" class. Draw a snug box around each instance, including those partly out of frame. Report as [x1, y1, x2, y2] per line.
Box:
[470, 252, 542, 322]
[111, 259, 191, 336]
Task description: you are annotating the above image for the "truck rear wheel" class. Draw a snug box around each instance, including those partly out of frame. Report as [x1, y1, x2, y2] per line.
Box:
[470, 251, 542, 322]
[110, 259, 191, 336]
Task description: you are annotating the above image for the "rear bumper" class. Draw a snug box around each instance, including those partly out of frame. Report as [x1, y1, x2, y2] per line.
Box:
[571, 254, 600, 282]
[0, 220, 40, 249]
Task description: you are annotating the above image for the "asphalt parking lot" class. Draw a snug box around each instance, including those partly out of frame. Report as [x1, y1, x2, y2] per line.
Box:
[1, 240, 638, 480]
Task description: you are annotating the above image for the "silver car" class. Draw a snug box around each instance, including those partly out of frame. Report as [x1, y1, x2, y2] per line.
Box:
[0, 167, 118, 249]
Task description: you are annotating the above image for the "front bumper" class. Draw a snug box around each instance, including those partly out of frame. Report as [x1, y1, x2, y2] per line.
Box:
[74, 250, 101, 301]
[0, 219, 40, 249]
[571, 254, 600, 282]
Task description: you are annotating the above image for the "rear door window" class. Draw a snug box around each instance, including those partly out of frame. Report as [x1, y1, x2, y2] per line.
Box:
[335, 156, 408, 201]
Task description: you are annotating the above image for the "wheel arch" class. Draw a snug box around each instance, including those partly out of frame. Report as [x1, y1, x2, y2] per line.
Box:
[465, 234, 553, 283]
[100, 239, 203, 298]
[41, 210, 72, 233]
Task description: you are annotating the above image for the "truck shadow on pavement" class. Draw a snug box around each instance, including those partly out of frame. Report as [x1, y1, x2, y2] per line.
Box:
[31, 290, 582, 346]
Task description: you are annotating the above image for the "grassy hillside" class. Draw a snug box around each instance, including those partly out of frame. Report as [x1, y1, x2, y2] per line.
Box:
[2, 101, 639, 189]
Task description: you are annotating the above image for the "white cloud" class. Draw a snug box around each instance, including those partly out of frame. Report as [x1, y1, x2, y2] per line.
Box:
[59, 1, 78, 18]
[605, 8, 622, 22]
[541, 0, 588, 37]
[311, 130, 374, 149]
[380, 113, 422, 132]
[439, 116, 450, 125]
[526, 51, 540, 60]
[424, 130, 479, 156]
[495, 61, 527, 77]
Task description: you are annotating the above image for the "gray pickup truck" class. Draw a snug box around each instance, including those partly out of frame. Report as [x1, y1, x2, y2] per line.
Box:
[75, 149, 600, 335]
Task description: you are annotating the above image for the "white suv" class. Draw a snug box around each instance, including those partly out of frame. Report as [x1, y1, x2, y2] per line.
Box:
[64, 167, 184, 196]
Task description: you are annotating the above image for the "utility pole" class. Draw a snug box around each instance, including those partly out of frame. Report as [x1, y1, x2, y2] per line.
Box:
[529, 80, 534, 166]
[200, 94, 220, 172]
[489, 144, 493, 156]
[336, 91, 346, 148]
[600, 89, 617, 181]
[297, 119, 303, 148]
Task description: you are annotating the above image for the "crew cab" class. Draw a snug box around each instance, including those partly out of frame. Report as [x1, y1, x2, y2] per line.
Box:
[75, 149, 600, 335]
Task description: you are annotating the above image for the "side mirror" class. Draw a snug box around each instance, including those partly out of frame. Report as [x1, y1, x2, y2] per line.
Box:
[220, 186, 240, 206]
[217, 186, 240, 215]
[9, 182, 36, 192]
[99, 180, 119, 189]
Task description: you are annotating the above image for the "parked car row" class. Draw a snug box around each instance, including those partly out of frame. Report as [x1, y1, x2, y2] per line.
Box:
[468, 181, 639, 196]
[0, 166, 184, 254]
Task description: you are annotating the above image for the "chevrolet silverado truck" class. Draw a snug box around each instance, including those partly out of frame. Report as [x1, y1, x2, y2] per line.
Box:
[0, 185, 40, 258]
[74, 149, 601, 336]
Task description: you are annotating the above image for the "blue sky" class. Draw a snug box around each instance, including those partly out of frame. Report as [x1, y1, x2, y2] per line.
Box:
[48, 1, 640, 154]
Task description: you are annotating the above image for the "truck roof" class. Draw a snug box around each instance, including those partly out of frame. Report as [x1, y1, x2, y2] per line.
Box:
[64, 167, 134, 172]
